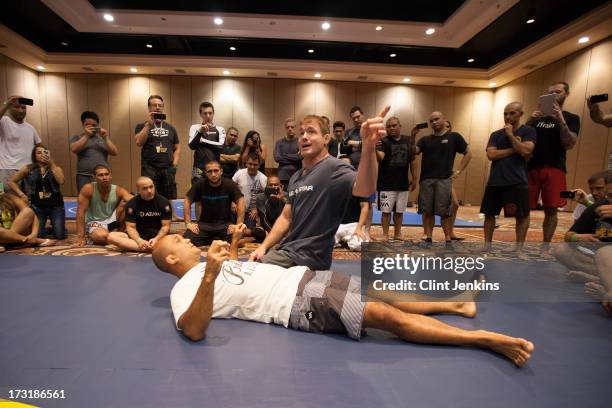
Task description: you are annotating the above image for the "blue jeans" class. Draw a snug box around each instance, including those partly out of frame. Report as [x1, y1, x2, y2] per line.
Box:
[32, 205, 66, 239]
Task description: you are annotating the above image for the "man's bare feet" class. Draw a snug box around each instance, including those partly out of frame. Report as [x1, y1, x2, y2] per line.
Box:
[456, 302, 477, 318]
[0, 245, 5, 253]
[479, 330, 535, 367]
[567, 270, 600, 284]
[584, 282, 606, 300]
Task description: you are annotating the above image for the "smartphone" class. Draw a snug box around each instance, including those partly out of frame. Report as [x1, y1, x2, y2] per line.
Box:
[92, 127, 101, 133]
[416, 122, 428, 130]
[265, 186, 279, 196]
[42, 149, 50, 159]
[589, 93, 608, 104]
[538, 93, 556, 116]
[17, 97, 34, 106]
[153, 113, 166, 121]
[560, 191, 576, 199]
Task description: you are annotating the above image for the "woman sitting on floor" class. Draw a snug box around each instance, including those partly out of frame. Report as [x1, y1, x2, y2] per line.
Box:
[8, 145, 66, 240]
[0, 191, 54, 252]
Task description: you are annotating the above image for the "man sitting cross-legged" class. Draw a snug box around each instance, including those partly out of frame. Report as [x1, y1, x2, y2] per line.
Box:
[107, 176, 172, 252]
[152, 225, 534, 367]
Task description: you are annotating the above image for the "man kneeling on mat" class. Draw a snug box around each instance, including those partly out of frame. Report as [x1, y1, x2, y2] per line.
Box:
[152, 225, 534, 367]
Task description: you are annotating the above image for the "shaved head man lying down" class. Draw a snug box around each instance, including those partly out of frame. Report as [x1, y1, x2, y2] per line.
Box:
[152, 225, 534, 367]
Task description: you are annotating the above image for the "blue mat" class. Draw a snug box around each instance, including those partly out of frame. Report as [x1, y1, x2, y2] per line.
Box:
[1, 255, 610, 407]
[63, 201, 482, 227]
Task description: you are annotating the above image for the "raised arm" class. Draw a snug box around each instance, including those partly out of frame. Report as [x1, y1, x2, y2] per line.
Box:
[74, 184, 93, 247]
[135, 113, 154, 147]
[8, 166, 30, 201]
[177, 240, 230, 341]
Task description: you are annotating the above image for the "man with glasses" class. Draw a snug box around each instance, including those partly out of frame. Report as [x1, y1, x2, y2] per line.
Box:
[182, 161, 244, 246]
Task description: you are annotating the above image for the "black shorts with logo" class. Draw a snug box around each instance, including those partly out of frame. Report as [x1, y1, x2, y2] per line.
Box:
[480, 184, 530, 218]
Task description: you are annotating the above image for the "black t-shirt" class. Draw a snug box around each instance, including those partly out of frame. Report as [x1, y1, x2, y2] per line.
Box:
[125, 194, 173, 240]
[189, 126, 222, 170]
[377, 135, 413, 191]
[343, 127, 362, 168]
[486, 125, 537, 187]
[186, 178, 243, 229]
[417, 131, 468, 181]
[220, 143, 241, 178]
[569, 200, 612, 241]
[135, 122, 179, 169]
[342, 195, 369, 224]
[528, 111, 580, 173]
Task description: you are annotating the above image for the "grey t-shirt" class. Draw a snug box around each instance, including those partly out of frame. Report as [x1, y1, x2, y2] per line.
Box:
[69, 134, 109, 176]
[279, 155, 356, 270]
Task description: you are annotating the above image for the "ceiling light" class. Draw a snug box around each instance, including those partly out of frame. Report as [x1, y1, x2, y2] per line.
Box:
[146, 44, 153, 48]
[403, 78, 411, 82]
[223, 70, 230, 75]
[314, 73, 321, 78]
[425, 28, 435, 35]
[526, 18, 535, 24]
[229, 46, 236, 51]
[321, 22, 330, 30]
[467, 58, 475, 63]
[36, 65, 45, 71]
[489, 82, 497, 87]
[390, 53, 397, 58]
[308, 49, 314, 53]
[103, 13, 114, 22]
[526, 8, 536, 24]
[214, 17, 224, 25]
[61, 42, 68, 46]
[130, 67, 138, 73]
[376, 26, 383, 31]
[578, 36, 590, 44]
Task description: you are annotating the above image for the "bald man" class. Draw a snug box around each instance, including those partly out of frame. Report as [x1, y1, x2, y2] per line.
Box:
[481, 102, 536, 251]
[415, 111, 471, 246]
[108, 176, 172, 252]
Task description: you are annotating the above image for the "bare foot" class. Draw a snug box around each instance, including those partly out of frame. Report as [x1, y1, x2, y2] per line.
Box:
[567, 270, 600, 284]
[0, 245, 5, 253]
[457, 301, 477, 318]
[480, 330, 535, 367]
[382, 235, 390, 242]
[393, 235, 403, 241]
[584, 282, 606, 300]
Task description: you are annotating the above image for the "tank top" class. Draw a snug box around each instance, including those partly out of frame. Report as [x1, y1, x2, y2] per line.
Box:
[85, 182, 118, 223]
[1, 208, 16, 229]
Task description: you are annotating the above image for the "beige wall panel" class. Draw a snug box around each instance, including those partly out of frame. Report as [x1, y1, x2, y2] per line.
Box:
[65, 74, 89, 194]
[87, 74, 110, 128]
[355, 82, 377, 119]
[170, 76, 192, 196]
[36, 73, 49, 146]
[411, 86, 435, 201]
[191, 76, 213, 121]
[433, 86, 455, 125]
[392, 85, 414, 130]
[464, 90, 493, 205]
[294, 80, 316, 125]
[5, 58, 25, 96]
[128, 76, 150, 191]
[232, 78, 254, 139]
[107, 76, 132, 191]
[0, 56, 7, 103]
[333, 81, 355, 126]
[43, 74, 72, 195]
[451, 88, 476, 202]
[149, 76, 172, 124]
[374, 83, 395, 120]
[211, 78, 234, 131]
[314, 81, 335, 121]
[563, 48, 592, 191]
[522, 68, 545, 117]
[253, 78, 275, 169]
[22, 69, 42, 136]
[272, 79, 295, 150]
[540, 59, 566, 90]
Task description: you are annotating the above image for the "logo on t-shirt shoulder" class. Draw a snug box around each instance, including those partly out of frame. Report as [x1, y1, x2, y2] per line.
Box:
[441, 139, 449, 144]
[288, 185, 314, 197]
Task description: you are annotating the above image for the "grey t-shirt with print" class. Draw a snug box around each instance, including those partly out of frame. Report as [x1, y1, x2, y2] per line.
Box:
[69, 134, 109, 176]
[279, 156, 356, 270]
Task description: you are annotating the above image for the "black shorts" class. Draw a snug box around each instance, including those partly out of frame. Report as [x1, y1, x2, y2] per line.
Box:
[480, 184, 530, 218]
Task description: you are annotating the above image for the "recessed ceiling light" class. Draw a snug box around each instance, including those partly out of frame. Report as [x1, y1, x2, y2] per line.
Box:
[223, 70, 230, 75]
[308, 49, 314, 53]
[489, 82, 497, 87]
[130, 67, 138, 73]
[390, 53, 397, 58]
[314, 73, 321, 78]
[103, 13, 114, 22]
[61, 42, 68, 46]
[403, 78, 411, 82]
[526, 18, 535, 24]
[578, 36, 590, 44]
[467, 58, 475, 63]
[321, 22, 330, 30]
[425, 28, 435, 35]
[526, 8, 536, 24]
[376, 26, 383, 31]
[214, 17, 224, 25]
[36, 65, 46, 71]
[146, 44, 153, 48]
[229, 46, 236, 51]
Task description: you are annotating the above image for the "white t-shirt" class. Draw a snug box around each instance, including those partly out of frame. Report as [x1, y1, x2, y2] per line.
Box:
[0, 116, 42, 169]
[188, 124, 226, 147]
[170, 260, 306, 329]
[232, 169, 267, 209]
[573, 193, 593, 220]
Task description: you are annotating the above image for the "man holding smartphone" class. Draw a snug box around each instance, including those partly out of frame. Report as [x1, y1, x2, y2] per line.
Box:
[70, 111, 118, 192]
[0, 96, 42, 191]
[189, 102, 225, 184]
[526, 81, 580, 255]
[135, 95, 180, 200]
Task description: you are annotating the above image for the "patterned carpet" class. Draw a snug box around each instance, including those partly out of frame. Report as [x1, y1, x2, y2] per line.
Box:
[1, 207, 571, 259]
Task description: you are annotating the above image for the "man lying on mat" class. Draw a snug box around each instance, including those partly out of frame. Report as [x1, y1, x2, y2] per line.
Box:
[152, 225, 534, 367]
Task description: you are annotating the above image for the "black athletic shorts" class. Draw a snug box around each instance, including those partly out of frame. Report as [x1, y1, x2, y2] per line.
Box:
[480, 184, 530, 218]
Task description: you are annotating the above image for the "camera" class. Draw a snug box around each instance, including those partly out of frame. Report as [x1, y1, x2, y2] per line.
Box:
[560, 191, 576, 199]
[589, 93, 608, 104]
[265, 186, 279, 196]
[153, 113, 166, 121]
[17, 97, 34, 106]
